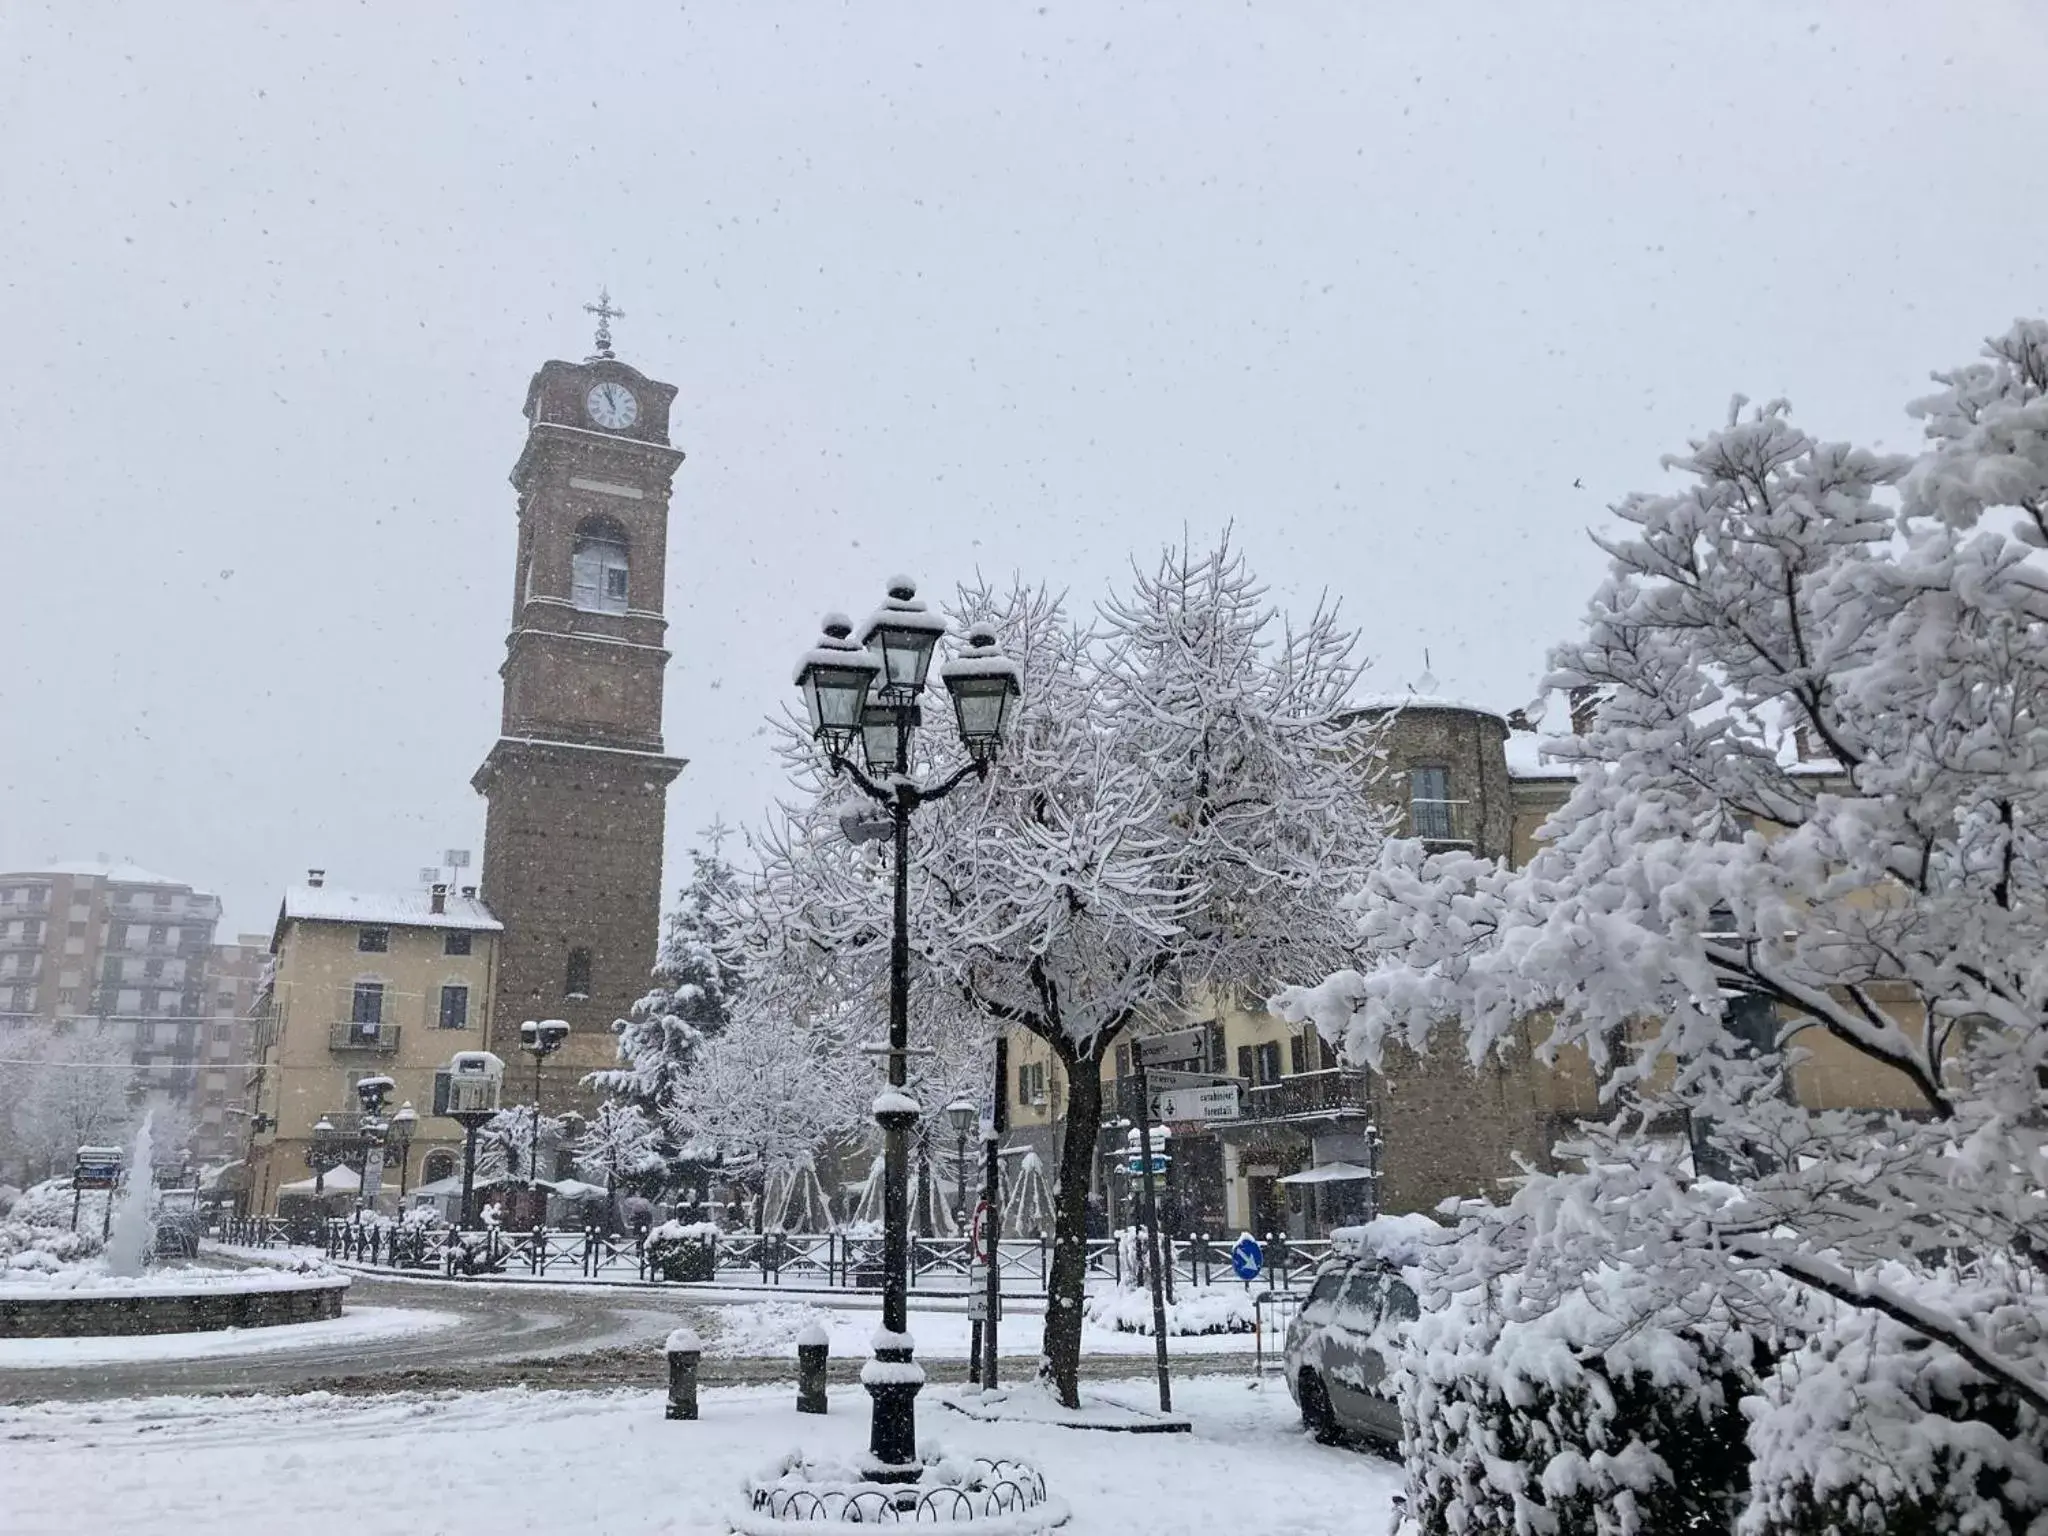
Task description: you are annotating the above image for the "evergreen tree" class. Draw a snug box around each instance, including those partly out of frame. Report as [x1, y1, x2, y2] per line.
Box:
[588, 837, 746, 1172]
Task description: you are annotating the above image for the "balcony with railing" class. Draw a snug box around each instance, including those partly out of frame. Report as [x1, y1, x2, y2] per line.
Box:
[1406, 796, 1474, 847]
[329, 1021, 402, 1054]
[1242, 1068, 1372, 1122]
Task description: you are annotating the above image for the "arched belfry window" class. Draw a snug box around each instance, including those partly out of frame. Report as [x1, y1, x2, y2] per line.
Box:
[570, 520, 629, 615]
[565, 947, 592, 1000]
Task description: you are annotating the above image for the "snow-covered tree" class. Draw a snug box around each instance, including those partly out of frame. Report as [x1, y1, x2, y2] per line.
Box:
[2, 1022, 138, 1184]
[1277, 322, 2048, 1518]
[572, 1101, 662, 1211]
[665, 995, 869, 1225]
[476, 1104, 570, 1186]
[588, 840, 745, 1155]
[748, 544, 1389, 1405]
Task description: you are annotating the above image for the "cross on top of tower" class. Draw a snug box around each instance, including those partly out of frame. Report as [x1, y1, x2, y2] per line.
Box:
[583, 286, 624, 361]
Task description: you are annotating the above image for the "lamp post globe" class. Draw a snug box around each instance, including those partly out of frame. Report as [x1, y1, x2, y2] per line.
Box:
[859, 577, 950, 702]
[940, 624, 1023, 765]
[795, 614, 882, 759]
[794, 579, 1022, 1483]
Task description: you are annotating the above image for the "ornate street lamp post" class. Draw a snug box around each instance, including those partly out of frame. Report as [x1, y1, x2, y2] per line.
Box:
[353, 1074, 395, 1216]
[795, 581, 1021, 1481]
[388, 1102, 418, 1207]
[518, 1019, 570, 1229]
[946, 1098, 977, 1232]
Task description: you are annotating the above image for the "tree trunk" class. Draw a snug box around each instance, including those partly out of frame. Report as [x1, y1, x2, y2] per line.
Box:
[1040, 1051, 1103, 1409]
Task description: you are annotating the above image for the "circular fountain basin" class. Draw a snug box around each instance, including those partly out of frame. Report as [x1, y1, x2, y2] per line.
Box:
[0, 1270, 349, 1339]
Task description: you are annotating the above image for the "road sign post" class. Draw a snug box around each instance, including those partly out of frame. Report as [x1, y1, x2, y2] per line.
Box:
[1132, 1037, 1173, 1413]
[975, 1034, 1007, 1389]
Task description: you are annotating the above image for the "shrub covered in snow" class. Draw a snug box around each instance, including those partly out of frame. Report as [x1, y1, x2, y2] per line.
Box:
[0, 1217, 102, 1276]
[1742, 1267, 2048, 1536]
[1397, 1262, 1774, 1536]
[1085, 1282, 1253, 1336]
[646, 1218, 719, 1282]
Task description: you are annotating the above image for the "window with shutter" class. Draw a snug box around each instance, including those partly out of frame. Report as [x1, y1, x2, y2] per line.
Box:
[1288, 1035, 1307, 1075]
[1237, 1045, 1254, 1083]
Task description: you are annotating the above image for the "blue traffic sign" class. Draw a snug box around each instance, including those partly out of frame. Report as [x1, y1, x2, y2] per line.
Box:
[1231, 1234, 1264, 1281]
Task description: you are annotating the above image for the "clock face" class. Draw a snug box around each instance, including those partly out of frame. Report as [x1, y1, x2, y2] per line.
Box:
[585, 380, 639, 431]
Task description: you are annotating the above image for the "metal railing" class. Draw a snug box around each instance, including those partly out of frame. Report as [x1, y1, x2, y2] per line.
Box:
[1243, 1068, 1372, 1121]
[317, 1219, 1335, 1294]
[1407, 796, 1473, 845]
[329, 1021, 402, 1053]
[216, 1214, 294, 1248]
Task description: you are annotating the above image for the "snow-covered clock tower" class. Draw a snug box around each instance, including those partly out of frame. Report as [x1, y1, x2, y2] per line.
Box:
[472, 293, 687, 1106]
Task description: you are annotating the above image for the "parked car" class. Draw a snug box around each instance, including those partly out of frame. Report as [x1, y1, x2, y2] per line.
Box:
[1283, 1244, 1421, 1448]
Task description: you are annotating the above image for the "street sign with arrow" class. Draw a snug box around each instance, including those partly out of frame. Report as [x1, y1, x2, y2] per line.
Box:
[1151, 1083, 1242, 1123]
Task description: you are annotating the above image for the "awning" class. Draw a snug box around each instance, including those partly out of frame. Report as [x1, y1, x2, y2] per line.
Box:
[1277, 1162, 1374, 1185]
[277, 1165, 361, 1195]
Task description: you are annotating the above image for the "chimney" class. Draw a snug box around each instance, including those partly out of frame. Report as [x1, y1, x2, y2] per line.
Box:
[1793, 720, 1816, 762]
[1569, 685, 1601, 736]
[430, 883, 448, 915]
[306, 869, 326, 889]
[461, 885, 477, 899]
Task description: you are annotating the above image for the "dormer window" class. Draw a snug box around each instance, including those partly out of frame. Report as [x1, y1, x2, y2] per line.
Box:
[571, 521, 630, 615]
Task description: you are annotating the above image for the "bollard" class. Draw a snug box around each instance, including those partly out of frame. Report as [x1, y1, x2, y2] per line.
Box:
[665, 1327, 703, 1421]
[795, 1323, 829, 1415]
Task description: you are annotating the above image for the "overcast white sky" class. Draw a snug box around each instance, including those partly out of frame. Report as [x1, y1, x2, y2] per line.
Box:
[2, 3, 2043, 936]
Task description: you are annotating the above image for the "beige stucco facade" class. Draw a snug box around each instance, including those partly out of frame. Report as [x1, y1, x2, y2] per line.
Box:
[245, 891, 501, 1214]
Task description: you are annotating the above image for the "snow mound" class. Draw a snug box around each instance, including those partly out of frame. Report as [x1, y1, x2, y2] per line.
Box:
[1084, 1283, 1253, 1336]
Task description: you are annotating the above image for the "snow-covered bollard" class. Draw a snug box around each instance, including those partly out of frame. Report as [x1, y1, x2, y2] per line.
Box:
[665, 1326, 703, 1421]
[795, 1322, 829, 1415]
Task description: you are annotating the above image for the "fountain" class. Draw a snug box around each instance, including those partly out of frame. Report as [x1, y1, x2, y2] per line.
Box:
[103, 1111, 157, 1278]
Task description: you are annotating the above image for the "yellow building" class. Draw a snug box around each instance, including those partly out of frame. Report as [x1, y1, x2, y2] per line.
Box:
[997, 694, 1923, 1241]
[244, 873, 503, 1214]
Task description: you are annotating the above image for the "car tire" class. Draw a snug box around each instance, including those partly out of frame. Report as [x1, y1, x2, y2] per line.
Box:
[1298, 1369, 1341, 1445]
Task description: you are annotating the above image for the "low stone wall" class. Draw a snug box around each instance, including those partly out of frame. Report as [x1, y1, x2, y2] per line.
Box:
[0, 1278, 349, 1339]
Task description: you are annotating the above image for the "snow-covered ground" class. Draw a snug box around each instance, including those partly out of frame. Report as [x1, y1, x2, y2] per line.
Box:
[0, 1304, 459, 1368]
[0, 1378, 1401, 1535]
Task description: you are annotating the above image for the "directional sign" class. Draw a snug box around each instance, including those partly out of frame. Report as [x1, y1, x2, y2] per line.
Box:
[1152, 1084, 1242, 1123]
[1144, 1068, 1239, 1093]
[1231, 1234, 1264, 1281]
[1136, 1027, 1208, 1067]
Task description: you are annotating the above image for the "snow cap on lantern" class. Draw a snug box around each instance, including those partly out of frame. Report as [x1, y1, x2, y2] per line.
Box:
[794, 612, 883, 755]
[858, 577, 950, 700]
[940, 621, 1022, 763]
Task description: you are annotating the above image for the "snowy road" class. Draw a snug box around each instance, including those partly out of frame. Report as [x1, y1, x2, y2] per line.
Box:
[0, 1271, 695, 1402]
[0, 1271, 1260, 1402]
[0, 1377, 1403, 1535]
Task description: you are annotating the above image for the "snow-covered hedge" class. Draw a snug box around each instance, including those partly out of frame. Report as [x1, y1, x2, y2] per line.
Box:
[1399, 1267, 1771, 1536]
[0, 1217, 101, 1276]
[647, 1219, 719, 1282]
[1741, 1269, 2048, 1536]
[1085, 1282, 1253, 1336]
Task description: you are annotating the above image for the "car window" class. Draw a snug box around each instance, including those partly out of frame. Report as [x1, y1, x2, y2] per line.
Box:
[1339, 1269, 1381, 1318]
[1306, 1271, 1343, 1305]
[1384, 1279, 1420, 1322]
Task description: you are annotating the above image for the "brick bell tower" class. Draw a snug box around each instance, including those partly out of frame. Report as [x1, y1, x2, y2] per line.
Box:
[473, 292, 687, 1110]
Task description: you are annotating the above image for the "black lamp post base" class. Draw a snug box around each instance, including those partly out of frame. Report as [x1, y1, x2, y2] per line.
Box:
[862, 1371, 924, 1480]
